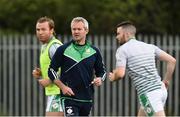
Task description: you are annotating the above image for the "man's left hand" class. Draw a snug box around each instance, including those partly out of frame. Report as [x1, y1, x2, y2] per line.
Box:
[92, 77, 102, 86]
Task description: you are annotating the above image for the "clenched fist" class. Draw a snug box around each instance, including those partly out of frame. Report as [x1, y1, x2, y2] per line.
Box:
[32, 67, 42, 79]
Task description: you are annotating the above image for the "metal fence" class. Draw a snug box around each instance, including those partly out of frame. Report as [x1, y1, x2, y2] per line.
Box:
[0, 34, 179, 116]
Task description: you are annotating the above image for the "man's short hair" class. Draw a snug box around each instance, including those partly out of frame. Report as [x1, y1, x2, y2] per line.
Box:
[71, 17, 89, 30]
[117, 21, 134, 28]
[117, 21, 136, 34]
[37, 16, 55, 29]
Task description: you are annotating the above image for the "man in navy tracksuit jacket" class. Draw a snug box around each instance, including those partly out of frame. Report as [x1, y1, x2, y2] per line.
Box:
[48, 17, 106, 116]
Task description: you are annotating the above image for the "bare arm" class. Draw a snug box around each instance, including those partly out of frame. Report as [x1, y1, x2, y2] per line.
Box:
[32, 67, 52, 87]
[109, 67, 126, 81]
[158, 51, 176, 88]
[38, 79, 52, 87]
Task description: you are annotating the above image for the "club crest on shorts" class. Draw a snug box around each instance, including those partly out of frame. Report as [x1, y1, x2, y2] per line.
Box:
[67, 108, 73, 114]
[66, 106, 74, 115]
[52, 103, 58, 109]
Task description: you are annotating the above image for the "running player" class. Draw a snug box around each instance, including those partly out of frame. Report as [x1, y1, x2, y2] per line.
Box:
[109, 21, 176, 116]
[32, 16, 63, 116]
[48, 17, 106, 116]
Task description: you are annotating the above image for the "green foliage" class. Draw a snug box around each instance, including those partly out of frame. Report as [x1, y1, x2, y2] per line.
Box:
[0, 0, 179, 34]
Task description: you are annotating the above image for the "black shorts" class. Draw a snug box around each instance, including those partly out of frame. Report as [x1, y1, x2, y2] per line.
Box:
[62, 98, 93, 116]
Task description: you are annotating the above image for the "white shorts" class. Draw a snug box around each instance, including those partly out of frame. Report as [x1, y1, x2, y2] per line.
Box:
[46, 94, 63, 112]
[139, 82, 167, 116]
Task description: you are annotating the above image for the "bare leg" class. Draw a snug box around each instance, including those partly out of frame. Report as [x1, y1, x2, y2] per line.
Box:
[154, 110, 166, 117]
[137, 107, 146, 117]
[138, 107, 166, 117]
[46, 112, 64, 116]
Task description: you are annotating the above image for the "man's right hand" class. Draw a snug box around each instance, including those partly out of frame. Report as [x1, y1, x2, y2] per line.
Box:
[54, 79, 75, 96]
[61, 85, 75, 96]
[162, 80, 169, 89]
[32, 67, 42, 79]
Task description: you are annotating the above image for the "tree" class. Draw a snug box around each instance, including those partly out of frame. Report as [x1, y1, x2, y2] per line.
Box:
[0, 0, 179, 34]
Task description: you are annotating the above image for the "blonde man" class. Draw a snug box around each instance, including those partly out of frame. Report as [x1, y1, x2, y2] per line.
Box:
[32, 16, 63, 116]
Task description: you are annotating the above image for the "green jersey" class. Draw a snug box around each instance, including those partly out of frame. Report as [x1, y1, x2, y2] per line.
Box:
[40, 37, 62, 95]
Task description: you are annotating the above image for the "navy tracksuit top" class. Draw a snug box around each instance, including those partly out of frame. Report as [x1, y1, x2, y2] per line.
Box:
[48, 40, 106, 101]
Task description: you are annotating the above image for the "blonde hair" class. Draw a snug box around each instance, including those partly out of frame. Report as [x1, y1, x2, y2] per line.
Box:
[37, 16, 56, 35]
